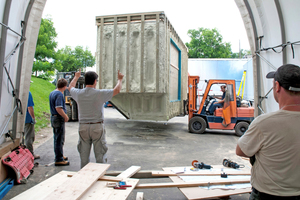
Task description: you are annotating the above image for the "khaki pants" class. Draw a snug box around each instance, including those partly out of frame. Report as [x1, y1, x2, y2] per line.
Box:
[24, 123, 35, 155]
[77, 123, 108, 168]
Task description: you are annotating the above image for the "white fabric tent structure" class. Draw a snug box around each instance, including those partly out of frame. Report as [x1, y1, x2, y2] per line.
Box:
[0, 0, 46, 143]
[235, 0, 300, 116]
[0, 0, 300, 144]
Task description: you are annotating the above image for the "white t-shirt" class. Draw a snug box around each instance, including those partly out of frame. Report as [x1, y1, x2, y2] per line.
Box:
[238, 109, 300, 196]
[70, 87, 113, 123]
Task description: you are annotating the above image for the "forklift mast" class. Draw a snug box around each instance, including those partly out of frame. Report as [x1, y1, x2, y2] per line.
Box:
[188, 76, 200, 121]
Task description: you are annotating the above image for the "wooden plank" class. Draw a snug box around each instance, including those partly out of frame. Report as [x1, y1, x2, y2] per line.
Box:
[0, 139, 20, 183]
[12, 171, 72, 200]
[44, 163, 110, 200]
[158, 165, 251, 176]
[117, 166, 141, 178]
[0, 151, 10, 183]
[0, 138, 20, 157]
[136, 192, 143, 200]
[153, 170, 251, 176]
[169, 176, 251, 200]
[67, 174, 123, 182]
[12, 170, 138, 200]
[80, 178, 139, 200]
[136, 178, 250, 189]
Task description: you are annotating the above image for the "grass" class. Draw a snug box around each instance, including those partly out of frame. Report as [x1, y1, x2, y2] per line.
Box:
[29, 76, 56, 132]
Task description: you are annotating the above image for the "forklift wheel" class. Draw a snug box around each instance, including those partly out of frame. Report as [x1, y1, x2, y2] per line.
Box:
[235, 121, 249, 137]
[189, 116, 207, 134]
[66, 104, 72, 121]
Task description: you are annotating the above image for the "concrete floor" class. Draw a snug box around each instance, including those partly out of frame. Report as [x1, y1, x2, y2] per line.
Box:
[4, 108, 251, 200]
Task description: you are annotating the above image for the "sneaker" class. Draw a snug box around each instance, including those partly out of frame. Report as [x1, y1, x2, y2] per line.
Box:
[55, 160, 70, 166]
[34, 155, 40, 160]
[63, 156, 68, 161]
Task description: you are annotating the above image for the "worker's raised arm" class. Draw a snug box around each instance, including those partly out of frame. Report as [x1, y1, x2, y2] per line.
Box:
[68, 69, 81, 91]
[113, 70, 124, 96]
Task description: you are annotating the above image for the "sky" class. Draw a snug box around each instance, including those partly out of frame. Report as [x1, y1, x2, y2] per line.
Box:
[42, 0, 250, 55]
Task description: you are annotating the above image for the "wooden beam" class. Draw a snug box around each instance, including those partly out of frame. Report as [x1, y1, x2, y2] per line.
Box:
[44, 163, 110, 200]
[152, 171, 251, 176]
[117, 166, 141, 178]
[135, 178, 250, 189]
[0, 138, 20, 157]
[67, 174, 123, 182]
[136, 192, 144, 200]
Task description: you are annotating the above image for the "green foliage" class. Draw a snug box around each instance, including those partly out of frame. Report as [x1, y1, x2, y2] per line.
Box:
[29, 76, 56, 132]
[33, 17, 59, 77]
[231, 49, 251, 58]
[185, 28, 232, 58]
[57, 46, 95, 72]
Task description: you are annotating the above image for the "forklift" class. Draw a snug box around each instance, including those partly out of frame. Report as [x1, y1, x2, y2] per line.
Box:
[187, 76, 254, 136]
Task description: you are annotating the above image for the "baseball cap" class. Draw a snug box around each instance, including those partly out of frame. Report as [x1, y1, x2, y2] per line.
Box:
[266, 64, 300, 91]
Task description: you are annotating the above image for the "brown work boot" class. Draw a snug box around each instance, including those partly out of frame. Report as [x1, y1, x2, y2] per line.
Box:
[63, 156, 68, 161]
[34, 154, 40, 160]
[55, 160, 70, 166]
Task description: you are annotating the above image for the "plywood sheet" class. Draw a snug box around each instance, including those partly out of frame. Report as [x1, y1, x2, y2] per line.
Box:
[80, 178, 139, 200]
[45, 163, 110, 200]
[136, 178, 250, 189]
[13, 166, 138, 200]
[160, 165, 251, 176]
[163, 166, 252, 200]
[12, 171, 73, 200]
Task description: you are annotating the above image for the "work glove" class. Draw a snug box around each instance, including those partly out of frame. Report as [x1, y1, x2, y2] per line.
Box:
[31, 118, 36, 125]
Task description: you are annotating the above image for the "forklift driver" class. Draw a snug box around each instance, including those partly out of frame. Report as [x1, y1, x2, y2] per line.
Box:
[208, 85, 226, 115]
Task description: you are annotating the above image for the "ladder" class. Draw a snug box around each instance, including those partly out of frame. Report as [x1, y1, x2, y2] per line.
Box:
[237, 70, 246, 99]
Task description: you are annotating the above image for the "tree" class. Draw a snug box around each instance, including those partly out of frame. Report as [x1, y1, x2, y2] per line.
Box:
[185, 28, 232, 58]
[57, 46, 95, 72]
[74, 46, 95, 69]
[231, 49, 251, 58]
[33, 17, 62, 78]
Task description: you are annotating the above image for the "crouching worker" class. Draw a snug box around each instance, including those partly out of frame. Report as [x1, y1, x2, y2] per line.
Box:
[69, 69, 124, 168]
[236, 64, 300, 200]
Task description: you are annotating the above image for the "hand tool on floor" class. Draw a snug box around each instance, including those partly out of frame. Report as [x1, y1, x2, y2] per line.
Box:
[192, 160, 212, 169]
[222, 158, 245, 169]
[107, 181, 132, 190]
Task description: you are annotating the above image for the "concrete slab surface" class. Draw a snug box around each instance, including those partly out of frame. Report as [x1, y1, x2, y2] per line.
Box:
[4, 108, 251, 200]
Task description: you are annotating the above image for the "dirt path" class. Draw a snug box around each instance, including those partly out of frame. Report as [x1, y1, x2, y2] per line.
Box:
[33, 124, 53, 150]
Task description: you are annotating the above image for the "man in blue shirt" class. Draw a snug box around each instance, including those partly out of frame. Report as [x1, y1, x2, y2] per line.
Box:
[49, 78, 69, 166]
[24, 91, 40, 159]
[208, 85, 226, 115]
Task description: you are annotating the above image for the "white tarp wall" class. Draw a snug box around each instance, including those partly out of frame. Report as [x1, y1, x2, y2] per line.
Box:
[235, 0, 300, 116]
[0, 0, 46, 144]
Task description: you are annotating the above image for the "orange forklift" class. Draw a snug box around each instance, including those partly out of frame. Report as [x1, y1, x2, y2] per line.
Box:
[187, 76, 254, 136]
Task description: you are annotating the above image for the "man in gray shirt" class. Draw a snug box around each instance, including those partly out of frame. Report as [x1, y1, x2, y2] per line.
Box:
[69, 69, 124, 168]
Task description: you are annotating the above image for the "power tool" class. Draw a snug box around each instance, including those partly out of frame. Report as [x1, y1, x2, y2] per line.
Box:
[222, 158, 245, 169]
[191, 160, 212, 169]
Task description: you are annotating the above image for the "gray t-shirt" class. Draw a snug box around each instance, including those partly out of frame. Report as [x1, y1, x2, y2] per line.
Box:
[70, 87, 113, 123]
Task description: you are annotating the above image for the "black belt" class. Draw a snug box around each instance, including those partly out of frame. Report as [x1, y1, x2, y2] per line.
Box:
[80, 121, 103, 124]
[252, 187, 300, 200]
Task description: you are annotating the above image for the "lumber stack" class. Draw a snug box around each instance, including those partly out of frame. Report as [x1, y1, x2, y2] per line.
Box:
[11, 163, 251, 200]
[12, 163, 140, 200]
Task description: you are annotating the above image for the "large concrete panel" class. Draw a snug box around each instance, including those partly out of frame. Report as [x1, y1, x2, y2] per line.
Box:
[96, 12, 188, 121]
